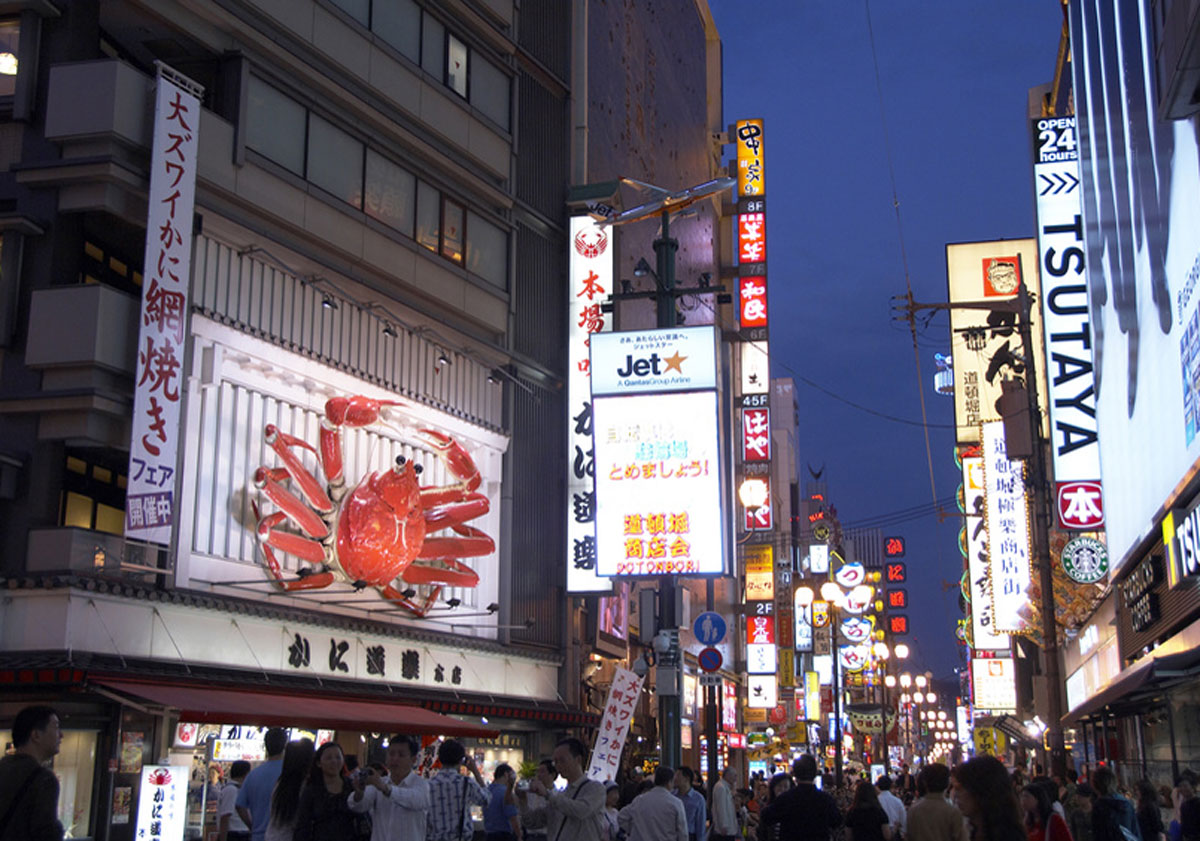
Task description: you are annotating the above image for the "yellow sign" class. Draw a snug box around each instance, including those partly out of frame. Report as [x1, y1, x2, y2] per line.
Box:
[787, 723, 806, 743]
[745, 544, 774, 600]
[745, 544, 773, 573]
[779, 649, 795, 687]
[804, 671, 821, 721]
[735, 119, 765, 197]
[974, 727, 996, 756]
[812, 600, 831, 628]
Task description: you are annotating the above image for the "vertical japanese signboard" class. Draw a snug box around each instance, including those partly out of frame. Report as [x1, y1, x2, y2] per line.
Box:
[1031, 117, 1104, 531]
[590, 327, 725, 577]
[587, 666, 644, 783]
[963, 454, 1010, 650]
[135, 765, 189, 841]
[982, 421, 1033, 634]
[125, 67, 203, 545]
[735, 119, 764, 198]
[568, 214, 615, 592]
[946, 239, 1048, 444]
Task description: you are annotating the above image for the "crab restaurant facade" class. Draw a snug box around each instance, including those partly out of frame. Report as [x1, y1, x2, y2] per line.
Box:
[0, 1, 593, 838]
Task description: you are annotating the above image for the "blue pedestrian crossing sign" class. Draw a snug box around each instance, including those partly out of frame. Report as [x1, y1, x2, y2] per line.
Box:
[693, 612, 726, 646]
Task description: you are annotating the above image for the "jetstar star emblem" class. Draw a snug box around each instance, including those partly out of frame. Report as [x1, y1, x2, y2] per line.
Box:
[663, 351, 687, 373]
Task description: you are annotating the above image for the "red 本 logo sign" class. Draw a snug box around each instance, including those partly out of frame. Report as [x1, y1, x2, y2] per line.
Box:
[1057, 481, 1104, 530]
[739, 276, 768, 328]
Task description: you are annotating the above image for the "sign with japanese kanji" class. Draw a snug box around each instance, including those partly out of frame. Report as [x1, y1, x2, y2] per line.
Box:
[883, 536, 906, 557]
[735, 119, 765, 197]
[964, 454, 1010, 650]
[739, 276, 768, 329]
[742, 407, 771, 462]
[587, 666, 644, 783]
[747, 674, 776, 708]
[982, 421, 1033, 634]
[1032, 117, 1103, 524]
[884, 561, 906, 583]
[946, 239, 1048, 445]
[1057, 480, 1105, 530]
[744, 474, 773, 531]
[591, 390, 725, 576]
[125, 68, 203, 545]
[567, 213, 615, 593]
[738, 212, 766, 264]
[135, 765, 188, 841]
[745, 544, 774, 600]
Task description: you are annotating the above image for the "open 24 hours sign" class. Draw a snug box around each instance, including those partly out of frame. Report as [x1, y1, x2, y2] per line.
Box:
[590, 328, 726, 577]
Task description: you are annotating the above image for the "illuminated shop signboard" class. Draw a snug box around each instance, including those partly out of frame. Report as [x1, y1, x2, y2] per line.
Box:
[735, 119, 765, 198]
[971, 655, 1017, 715]
[1163, 498, 1200, 591]
[982, 421, 1033, 635]
[590, 328, 725, 577]
[964, 454, 1011, 651]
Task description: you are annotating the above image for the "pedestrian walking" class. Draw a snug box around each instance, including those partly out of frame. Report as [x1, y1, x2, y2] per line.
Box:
[0, 705, 64, 841]
[532, 737, 605, 841]
[294, 741, 360, 841]
[218, 761, 253, 841]
[757, 755, 842, 841]
[845, 779, 893, 841]
[349, 734, 431, 841]
[711, 766, 740, 841]
[621, 770, 646, 810]
[1091, 767, 1142, 841]
[237, 727, 290, 841]
[952, 756, 1026, 841]
[1069, 784, 1096, 841]
[618, 766, 688, 841]
[485, 763, 522, 841]
[1020, 783, 1071, 841]
[262, 739, 316, 841]
[906, 764, 966, 841]
[1137, 781, 1166, 841]
[675, 768, 706, 841]
[427, 740, 489, 841]
[877, 776, 907, 841]
[599, 782, 622, 841]
[518, 759, 557, 841]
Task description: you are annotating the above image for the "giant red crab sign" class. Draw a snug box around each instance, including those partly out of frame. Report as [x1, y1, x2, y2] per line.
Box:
[251, 395, 493, 616]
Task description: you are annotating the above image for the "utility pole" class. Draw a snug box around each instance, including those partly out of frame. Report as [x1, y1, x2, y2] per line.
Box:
[898, 282, 1065, 777]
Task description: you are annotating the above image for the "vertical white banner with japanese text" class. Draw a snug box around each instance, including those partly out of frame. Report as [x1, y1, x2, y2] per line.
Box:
[126, 68, 201, 545]
[568, 214, 614, 592]
[982, 421, 1033, 635]
[587, 666, 644, 783]
[135, 765, 189, 841]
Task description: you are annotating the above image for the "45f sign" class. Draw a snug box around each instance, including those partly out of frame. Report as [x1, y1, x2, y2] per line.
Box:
[1032, 117, 1103, 530]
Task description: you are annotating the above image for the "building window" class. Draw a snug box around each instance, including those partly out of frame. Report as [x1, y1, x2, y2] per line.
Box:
[421, 13, 444, 79]
[373, 0, 421, 62]
[61, 451, 127, 536]
[245, 76, 306, 175]
[81, 239, 142, 295]
[441, 197, 464, 263]
[328, 0, 369, 26]
[365, 149, 416, 235]
[466, 212, 507, 288]
[415, 180, 440, 253]
[306, 114, 364, 208]
[446, 33, 468, 99]
[0, 20, 18, 98]
[471, 56, 510, 130]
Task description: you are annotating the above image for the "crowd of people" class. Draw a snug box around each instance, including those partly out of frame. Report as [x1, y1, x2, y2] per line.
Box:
[4, 703, 1200, 841]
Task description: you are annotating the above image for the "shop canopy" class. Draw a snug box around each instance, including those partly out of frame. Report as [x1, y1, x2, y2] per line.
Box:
[1061, 646, 1200, 725]
[96, 679, 500, 737]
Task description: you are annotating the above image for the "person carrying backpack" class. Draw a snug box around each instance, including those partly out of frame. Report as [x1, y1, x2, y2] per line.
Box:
[1092, 768, 1142, 841]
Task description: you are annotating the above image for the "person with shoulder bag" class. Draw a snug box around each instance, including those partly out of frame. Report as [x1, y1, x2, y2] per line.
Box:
[531, 738, 606, 841]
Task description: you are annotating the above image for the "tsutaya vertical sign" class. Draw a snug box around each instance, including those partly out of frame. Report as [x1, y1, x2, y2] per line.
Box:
[963, 453, 1010, 650]
[567, 213, 615, 592]
[587, 666, 644, 783]
[125, 66, 203, 545]
[1031, 117, 1104, 531]
[982, 421, 1033, 634]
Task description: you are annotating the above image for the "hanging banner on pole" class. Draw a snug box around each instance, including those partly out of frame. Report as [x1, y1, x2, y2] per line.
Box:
[125, 66, 203, 545]
[587, 667, 645, 783]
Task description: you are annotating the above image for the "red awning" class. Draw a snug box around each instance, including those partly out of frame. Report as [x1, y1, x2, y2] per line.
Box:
[96, 679, 499, 737]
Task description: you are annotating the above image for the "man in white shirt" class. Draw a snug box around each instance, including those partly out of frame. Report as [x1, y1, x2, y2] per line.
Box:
[711, 766, 739, 841]
[876, 776, 907, 840]
[350, 734, 432, 841]
[618, 767, 688, 841]
[218, 761, 252, 841]
[529, 738, 605, 841]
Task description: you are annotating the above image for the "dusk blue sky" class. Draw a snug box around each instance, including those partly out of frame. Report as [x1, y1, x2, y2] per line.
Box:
[708, 0, 1065, 680]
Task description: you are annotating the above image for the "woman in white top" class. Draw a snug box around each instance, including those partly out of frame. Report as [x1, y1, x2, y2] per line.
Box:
[264, 738, 315, 841]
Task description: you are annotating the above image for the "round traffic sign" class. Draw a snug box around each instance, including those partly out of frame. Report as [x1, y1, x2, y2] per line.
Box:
[693, 611, 727, 646]
[698, 647, 723, 673]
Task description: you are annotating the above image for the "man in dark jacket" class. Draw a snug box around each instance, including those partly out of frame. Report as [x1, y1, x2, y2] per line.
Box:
[0, 705, 64, 841]
[758, 755, 841, 841]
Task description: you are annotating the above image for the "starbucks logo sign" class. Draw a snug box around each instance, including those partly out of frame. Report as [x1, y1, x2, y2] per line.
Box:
[1062, 536, 1108, 584]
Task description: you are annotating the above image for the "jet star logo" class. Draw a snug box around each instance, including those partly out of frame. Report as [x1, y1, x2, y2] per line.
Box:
[1057, 480, 1104, 530]
[615, 350, 687, 377]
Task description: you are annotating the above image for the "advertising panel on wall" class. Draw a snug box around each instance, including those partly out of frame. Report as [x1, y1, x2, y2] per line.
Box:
[1031, 117, 1104, 531]
[567, 213, 616, 592]
[1070, 0, 1200, 573]
[946, 239, 1048, 444]
[982, 421, 1033, 635]
[971, 655, 1017, 715]
[125, 67, 203, 546]
[590, 327, 725, 578]
[963, 454, 1011, 650]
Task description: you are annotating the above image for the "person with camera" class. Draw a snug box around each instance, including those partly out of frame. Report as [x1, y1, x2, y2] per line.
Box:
[350, 735, 431, 841]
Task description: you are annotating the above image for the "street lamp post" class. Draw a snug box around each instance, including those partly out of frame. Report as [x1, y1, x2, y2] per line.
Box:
[874, 642, 908, 774]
